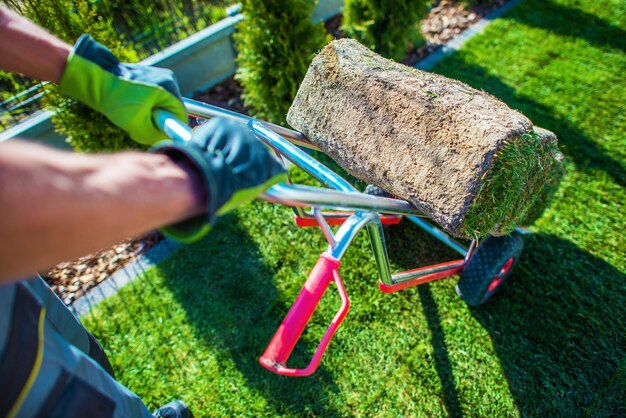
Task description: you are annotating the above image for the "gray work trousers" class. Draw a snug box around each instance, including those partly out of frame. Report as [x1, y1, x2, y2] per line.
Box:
[0, 277, 153, 418]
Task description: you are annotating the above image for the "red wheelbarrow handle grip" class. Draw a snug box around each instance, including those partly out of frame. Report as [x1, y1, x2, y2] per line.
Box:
[259, 253, 349, 377]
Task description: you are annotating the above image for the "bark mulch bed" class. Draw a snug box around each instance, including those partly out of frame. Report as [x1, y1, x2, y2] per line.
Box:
[42, 232, 162, 305]
[406, 0, 508, 65]
[46, 0, 510, 305]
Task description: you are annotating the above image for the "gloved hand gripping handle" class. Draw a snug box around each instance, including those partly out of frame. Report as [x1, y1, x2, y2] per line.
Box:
[153, 109, 192, 144]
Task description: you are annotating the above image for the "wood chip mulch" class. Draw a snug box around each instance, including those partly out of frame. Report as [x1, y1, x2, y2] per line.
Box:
[41, 232, 162, 305]
[405, 0, 508, 66]
[192, 77, 249, 118]
[47, 0, 511, 306]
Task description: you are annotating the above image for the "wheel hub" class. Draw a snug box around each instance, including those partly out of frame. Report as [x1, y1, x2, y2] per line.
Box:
[487, 257, 515, 292]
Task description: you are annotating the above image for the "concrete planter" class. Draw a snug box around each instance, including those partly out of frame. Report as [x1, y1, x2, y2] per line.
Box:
[0, 0, 344, 146]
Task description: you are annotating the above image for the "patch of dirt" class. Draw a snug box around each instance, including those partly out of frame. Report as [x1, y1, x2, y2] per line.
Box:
[192, 77, 249, 117]
[325, 14, 344, 40]
[47, 0, 512, 305]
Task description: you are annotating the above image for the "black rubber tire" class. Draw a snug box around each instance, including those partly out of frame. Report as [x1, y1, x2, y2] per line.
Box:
[363, 184, 400, 228]
[363, 184, 394, 198]
[456, 234, 524, 306]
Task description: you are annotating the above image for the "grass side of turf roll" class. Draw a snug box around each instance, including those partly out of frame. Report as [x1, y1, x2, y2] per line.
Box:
[460, 129, 565, 238]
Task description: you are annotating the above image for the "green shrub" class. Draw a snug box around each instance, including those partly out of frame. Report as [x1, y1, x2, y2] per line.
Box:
[94, 0, 229, 57]
[342, 0, 429, 62]
[0, 72, 40, 129]
[44, 87, 143, 153]
[234, 0, 330, 125]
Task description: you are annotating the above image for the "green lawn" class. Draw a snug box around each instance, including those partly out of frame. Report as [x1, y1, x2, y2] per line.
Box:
[84, 0, 626, 416]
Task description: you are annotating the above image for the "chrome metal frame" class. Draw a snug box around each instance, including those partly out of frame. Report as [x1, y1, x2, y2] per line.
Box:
[184, 98, 316, 150]
[154, 103, 474, 288]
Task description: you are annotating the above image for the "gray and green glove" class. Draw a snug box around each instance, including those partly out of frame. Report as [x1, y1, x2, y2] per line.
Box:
[59, 34, 187, 145]
[151, 118, 287, 243]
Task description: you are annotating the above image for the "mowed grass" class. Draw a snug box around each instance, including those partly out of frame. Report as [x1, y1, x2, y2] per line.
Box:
[84, 0, 625, 416]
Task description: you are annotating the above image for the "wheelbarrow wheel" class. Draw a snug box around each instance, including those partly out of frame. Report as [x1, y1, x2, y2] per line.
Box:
[364, 184, 394, 198]
[456, 234, 524, 306]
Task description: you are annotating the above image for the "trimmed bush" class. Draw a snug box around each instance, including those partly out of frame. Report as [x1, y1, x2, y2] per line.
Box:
[234, 0, 330, 125]
[0, 72, 41, 128]
[93, 0, 229, 56]
[342, 0, 429, 62]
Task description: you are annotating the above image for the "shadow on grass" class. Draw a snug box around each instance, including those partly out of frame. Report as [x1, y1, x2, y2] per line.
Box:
[384, 221, 466, 417]
[158, 216, 344, 417]
[429, 37, 625, 411]
[506, 0, 626, 53]
[435, 61, 625, 189]
[383, 223, 625, 416]
[429, 55, 625, 413]
[471, 233, 626, 416]
[417, 284, 464, 418]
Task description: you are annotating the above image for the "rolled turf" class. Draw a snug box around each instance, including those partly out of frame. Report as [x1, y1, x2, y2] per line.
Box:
[287, 39, 564, 239]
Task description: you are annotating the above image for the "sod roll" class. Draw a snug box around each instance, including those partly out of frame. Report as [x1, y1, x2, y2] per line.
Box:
[287, 39, 563, 238]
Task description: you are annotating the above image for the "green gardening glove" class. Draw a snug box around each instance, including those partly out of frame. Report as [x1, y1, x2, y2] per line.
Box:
[59, 34, 187, 145]
[151, 118, 287, 243]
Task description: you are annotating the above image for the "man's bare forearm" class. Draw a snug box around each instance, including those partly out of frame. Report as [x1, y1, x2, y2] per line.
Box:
[0, 141, 205, 283]
[0, 5, 71, 82]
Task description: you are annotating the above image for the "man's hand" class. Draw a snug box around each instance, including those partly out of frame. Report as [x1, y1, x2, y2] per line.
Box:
[59, 35, 188, 145]
[151, 118, 288, 243]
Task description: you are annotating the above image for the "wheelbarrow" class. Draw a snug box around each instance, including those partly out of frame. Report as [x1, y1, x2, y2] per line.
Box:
[154, 98, 525, 377]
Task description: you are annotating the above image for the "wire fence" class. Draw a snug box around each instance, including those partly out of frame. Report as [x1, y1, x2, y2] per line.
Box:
[0, 76, 48, 130]
[0, 0, 237, 132]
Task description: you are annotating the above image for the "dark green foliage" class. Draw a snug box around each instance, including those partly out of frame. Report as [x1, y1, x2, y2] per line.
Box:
[0, 71, 42, 129]
[342, 0, 429, 61]
[93, 0, 229, 57]
[3, 0, 232, 59]
[461, 131, 565, 238]
[3, 0, 83, 42]
[234, 0, 329, 125]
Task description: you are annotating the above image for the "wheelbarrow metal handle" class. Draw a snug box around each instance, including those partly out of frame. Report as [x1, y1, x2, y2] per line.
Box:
[259, 253, 349, 377]
[153, 109, 192, 144]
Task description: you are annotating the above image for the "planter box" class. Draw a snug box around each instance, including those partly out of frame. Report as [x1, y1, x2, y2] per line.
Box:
[0, 0, 344, 147]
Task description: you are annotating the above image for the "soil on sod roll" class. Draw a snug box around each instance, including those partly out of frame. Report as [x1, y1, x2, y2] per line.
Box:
[287, 39, 563, 239]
